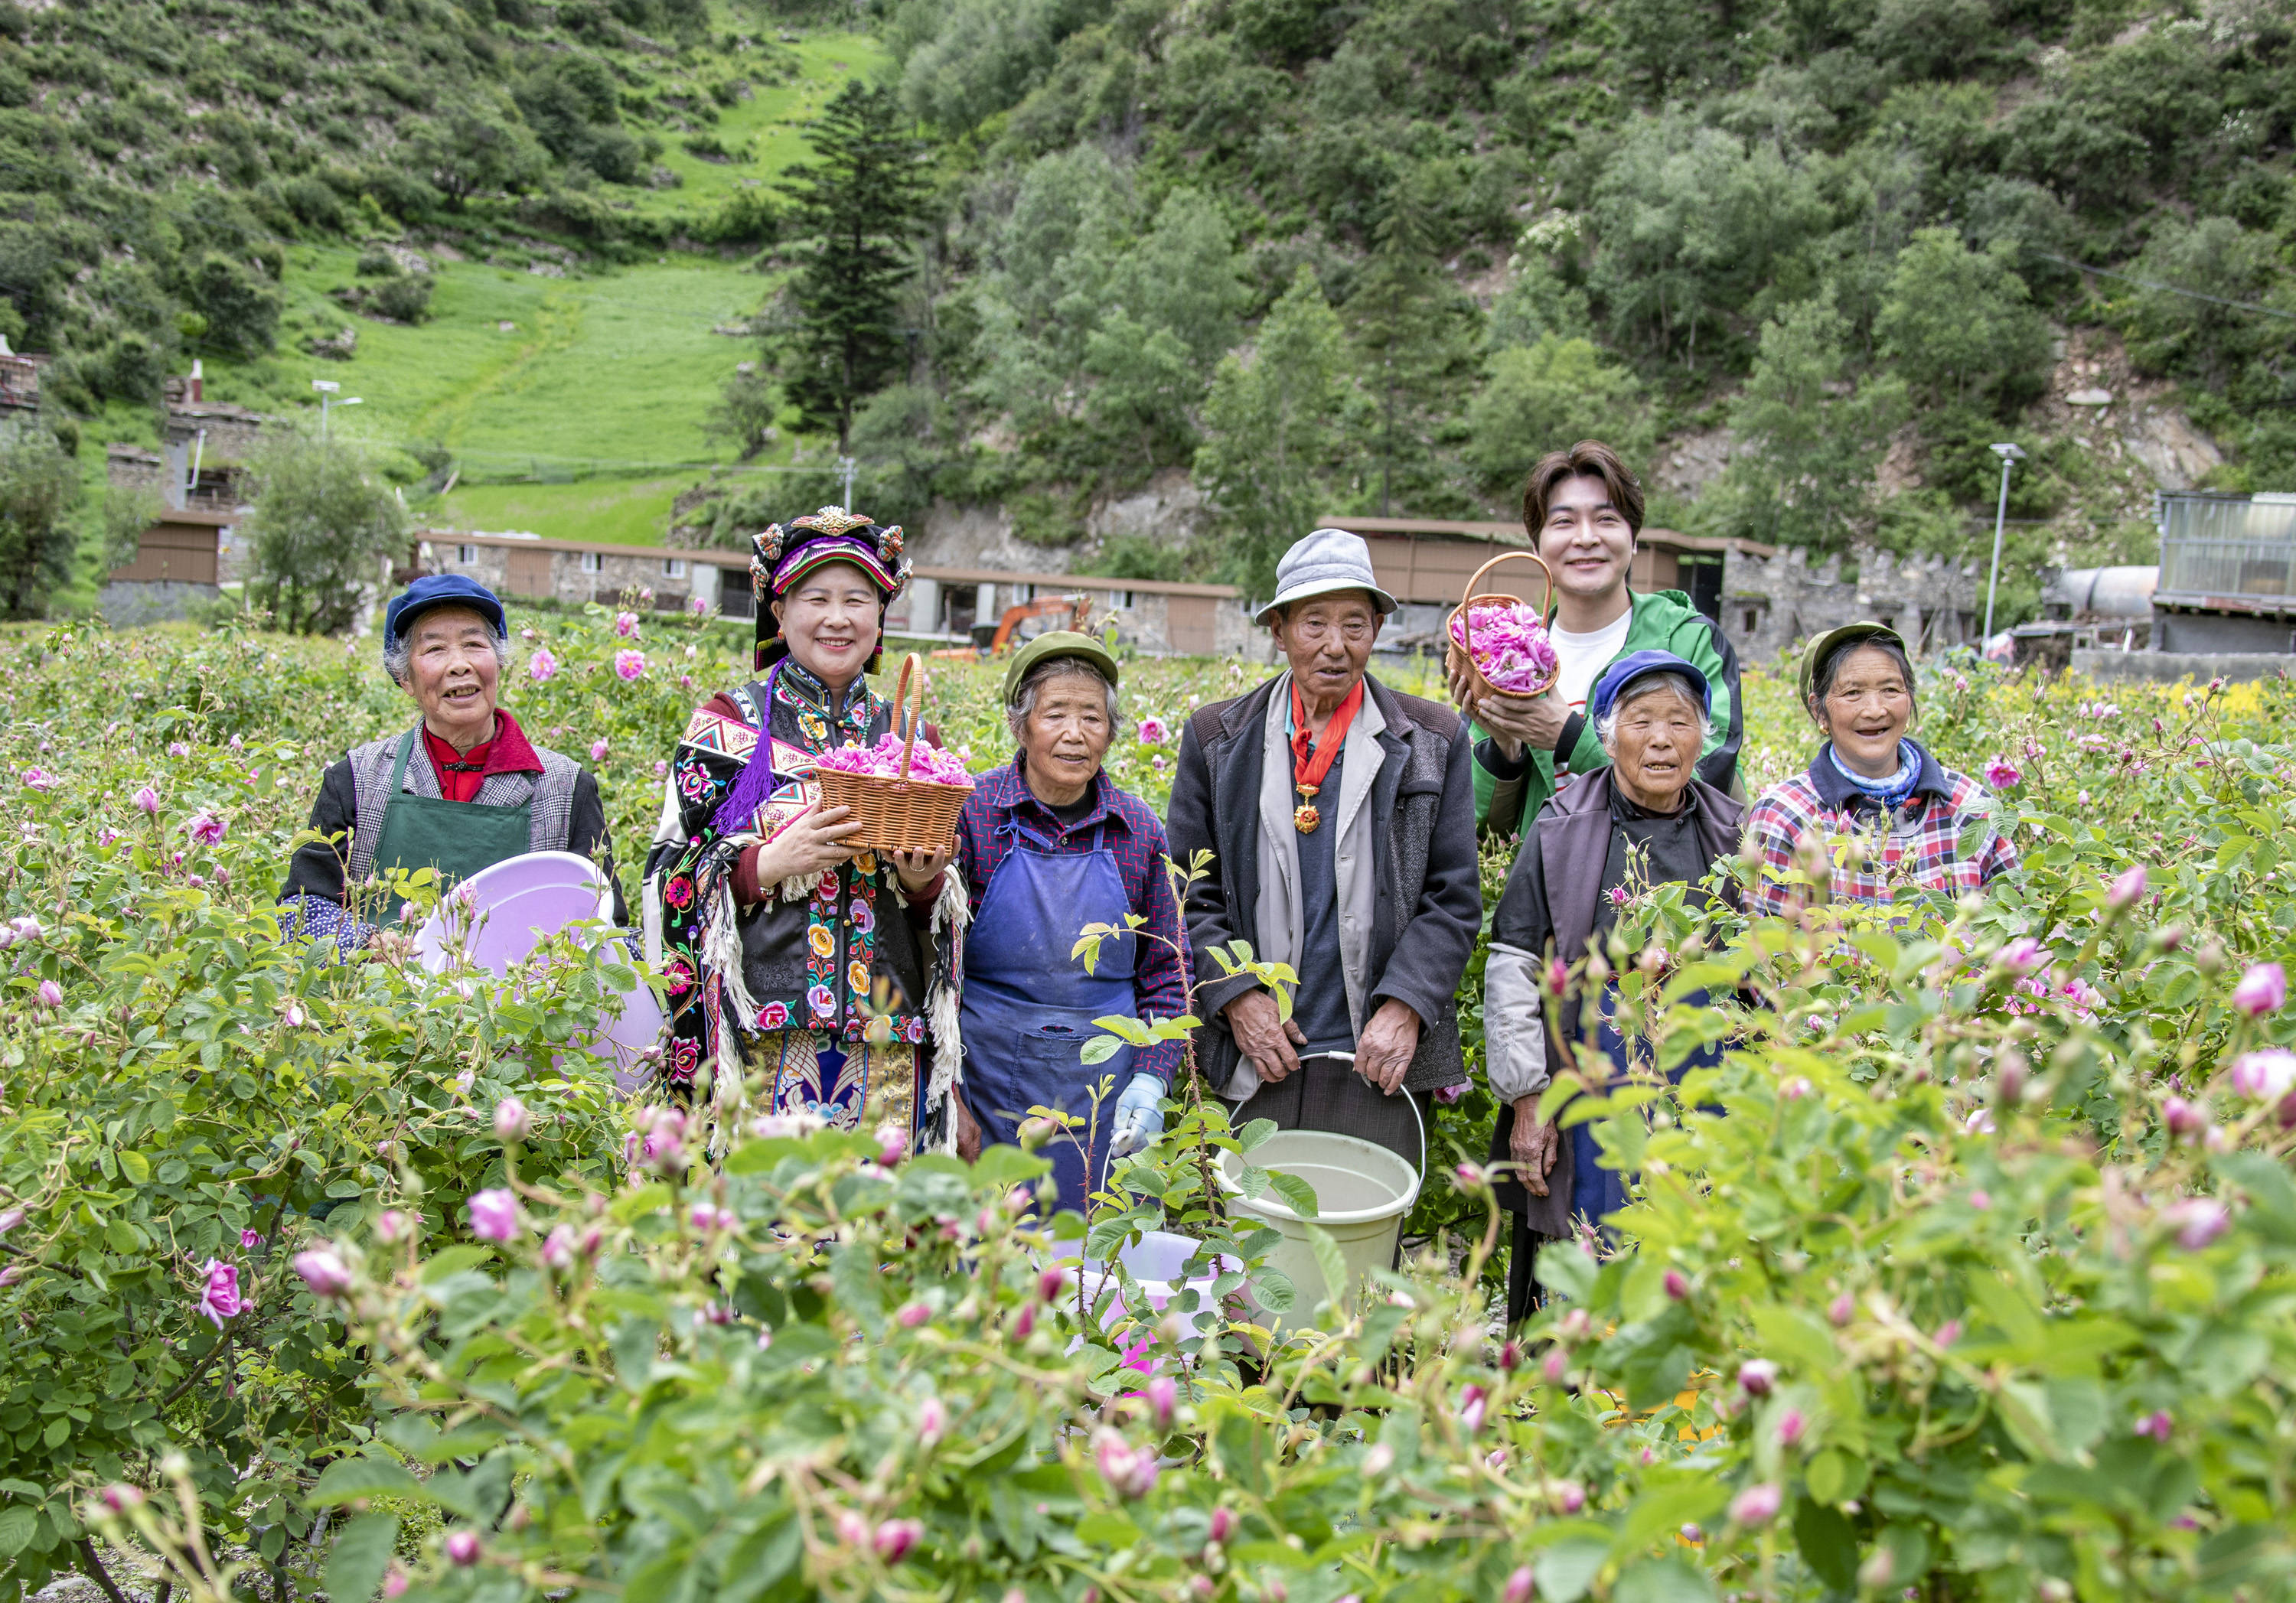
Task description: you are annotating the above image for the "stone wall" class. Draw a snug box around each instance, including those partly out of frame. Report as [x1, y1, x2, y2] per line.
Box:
[1720, 545, 1981, 665]
[98, 580, 219, 627]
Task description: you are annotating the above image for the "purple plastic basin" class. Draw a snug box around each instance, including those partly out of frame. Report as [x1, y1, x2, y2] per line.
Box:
[411, 852, 661, 1088]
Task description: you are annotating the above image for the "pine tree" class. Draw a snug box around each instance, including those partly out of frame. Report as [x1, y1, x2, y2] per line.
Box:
[768, 83, 934, 458]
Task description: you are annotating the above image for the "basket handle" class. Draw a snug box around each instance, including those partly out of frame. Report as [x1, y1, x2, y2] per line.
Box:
[1455, 550, 1558, 696]
[1457, 549, 1557, 615]
[892, 652, 924, 783]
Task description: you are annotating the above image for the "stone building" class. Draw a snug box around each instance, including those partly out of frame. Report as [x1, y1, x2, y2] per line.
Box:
[1720, 545, 1981, 666]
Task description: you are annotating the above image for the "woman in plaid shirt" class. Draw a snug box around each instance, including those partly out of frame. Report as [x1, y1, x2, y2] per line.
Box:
[1743, 622, 2017, 918]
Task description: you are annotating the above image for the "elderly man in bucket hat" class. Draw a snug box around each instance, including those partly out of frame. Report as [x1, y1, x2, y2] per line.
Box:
[1165, 529, 1482, 1173]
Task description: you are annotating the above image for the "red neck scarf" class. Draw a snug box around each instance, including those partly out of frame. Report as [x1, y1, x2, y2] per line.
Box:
[1288, 676, 1363, 832]
[419, 709, 543, 803]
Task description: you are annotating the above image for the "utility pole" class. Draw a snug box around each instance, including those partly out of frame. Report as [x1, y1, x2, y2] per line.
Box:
[838, 455, 856, 512]
[1984, 442, 2026, 647]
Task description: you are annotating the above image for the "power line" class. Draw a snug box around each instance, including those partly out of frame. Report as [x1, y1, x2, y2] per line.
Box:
[2032, 251, 2296, 321]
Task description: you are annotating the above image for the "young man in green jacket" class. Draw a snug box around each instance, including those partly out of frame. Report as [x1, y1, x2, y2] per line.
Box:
[1449, 441, 1743, 842]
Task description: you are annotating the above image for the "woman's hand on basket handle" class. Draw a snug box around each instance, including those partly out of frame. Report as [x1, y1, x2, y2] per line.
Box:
[891, 845, 951, 894]
[1447, 653, 1569, 763]
[752, 803, 863, 887]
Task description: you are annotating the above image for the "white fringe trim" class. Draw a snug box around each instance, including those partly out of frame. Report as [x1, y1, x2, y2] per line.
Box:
[921, 865, 971, 1154]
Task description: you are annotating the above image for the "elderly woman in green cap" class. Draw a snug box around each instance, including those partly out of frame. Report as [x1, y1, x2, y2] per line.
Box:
[1743, 621, 2017, 918]
[950, 633, 1191, 1207]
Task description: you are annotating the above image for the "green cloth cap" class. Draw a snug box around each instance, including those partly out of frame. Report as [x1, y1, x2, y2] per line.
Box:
[1001, 630, 1120, 705]
[1799, 621, 1909, 706]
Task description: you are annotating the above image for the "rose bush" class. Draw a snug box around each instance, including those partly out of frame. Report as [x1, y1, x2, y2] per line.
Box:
[2, 608, 2294, 1602]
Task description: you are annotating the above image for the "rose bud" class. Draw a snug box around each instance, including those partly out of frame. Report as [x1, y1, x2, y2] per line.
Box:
[1663, 1269, 1690, 1300]
[492, 1096, 531, 1144]
[1729, 1483, 1782, 1527]
[445, 1530, 481, 1567]
[872, 1519, 921, 1563]
[1208, 1506, 1234, 1545]
[1736, 1358, 1777, 1397]
[1146, 1374, 1176, 1432]
[1503, 1568, 1534, 1603]
[1038, 1267, 1067, 1303]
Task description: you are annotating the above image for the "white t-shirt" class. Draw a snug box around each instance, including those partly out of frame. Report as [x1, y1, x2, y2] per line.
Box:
[1547, 608, 1633, 774]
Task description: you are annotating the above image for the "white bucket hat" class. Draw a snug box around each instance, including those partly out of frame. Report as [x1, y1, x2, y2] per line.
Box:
[1253, 528, 1399, 624]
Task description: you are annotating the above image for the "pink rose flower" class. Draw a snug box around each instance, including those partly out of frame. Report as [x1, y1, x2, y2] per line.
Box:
[294, 1249, 353, 1298]
[529, 649, 558, 683]
[34, 979, 61, 1009]
[1093, 1429, 1159, 1499]
[134, 786, 160, 816]
[590, 738, 610, 761]
[2167, 1196, 2229, 1250]
[197, 1259, 242, 1326]
[615, 650, 647, 682]
[1729, 1484, 1783, 1526]
[19, 767, 54, 792]
[2232, 961, 2287, 1018]
[614, 611, 641, 639]
[467, 1188, 519, 1244]
[2230, 1048, 2296, 1102]
[1983, 758, 2020, 790]
[1138, 715, 1169, 744]
[813, 734, 974, 787]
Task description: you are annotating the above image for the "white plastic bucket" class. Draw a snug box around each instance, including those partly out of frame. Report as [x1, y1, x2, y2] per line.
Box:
[1217, 1116, 1422, 1332]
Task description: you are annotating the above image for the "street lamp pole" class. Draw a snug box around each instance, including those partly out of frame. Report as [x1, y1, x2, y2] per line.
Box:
[1983, 442, 2026, 646]
[838, 455, 856, 511]
[311, 379, 361, 440]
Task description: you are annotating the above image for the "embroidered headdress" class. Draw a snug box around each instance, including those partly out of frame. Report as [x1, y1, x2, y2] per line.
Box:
[750, 507, 911, 672]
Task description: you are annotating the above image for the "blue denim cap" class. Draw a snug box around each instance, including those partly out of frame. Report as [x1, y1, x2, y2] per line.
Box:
[383, 573, 508, 657]
[1590, 648, 1710, 726]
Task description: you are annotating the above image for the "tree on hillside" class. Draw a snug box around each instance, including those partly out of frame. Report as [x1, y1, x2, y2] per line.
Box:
[242, 432, 411, 636]
[1463, 336, 1646, 496]
[765, 82, 934, 458]
[1723, 290, 1906, 552]
[1195, 266, 1352, 601]
[0, 417, 81, 620]
[414, 104, 548, 208]
[1875, 227, 2050, 415]
[2123, 215, 2285, 392]
[1345, 178, 1479, 516]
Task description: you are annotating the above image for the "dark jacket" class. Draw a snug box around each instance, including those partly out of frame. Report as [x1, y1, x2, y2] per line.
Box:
[1489, 767, 1742, 1237]
[1166, 672, 1482, 1094]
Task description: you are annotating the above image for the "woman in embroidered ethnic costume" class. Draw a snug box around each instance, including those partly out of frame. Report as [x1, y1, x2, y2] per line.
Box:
[644, 510, 970, 1149]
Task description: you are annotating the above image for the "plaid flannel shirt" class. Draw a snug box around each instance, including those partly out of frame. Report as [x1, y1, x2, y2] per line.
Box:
[953, 761, 1193, 1082]
[1743, 742, 2017, 918]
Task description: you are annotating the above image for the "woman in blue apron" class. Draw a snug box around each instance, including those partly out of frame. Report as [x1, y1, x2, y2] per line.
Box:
[279, 575, 624, 954]
[953, 634, 1193, 1210]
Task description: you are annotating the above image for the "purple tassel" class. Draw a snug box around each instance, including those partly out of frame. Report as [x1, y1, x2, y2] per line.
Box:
[705, 664, 784, 840]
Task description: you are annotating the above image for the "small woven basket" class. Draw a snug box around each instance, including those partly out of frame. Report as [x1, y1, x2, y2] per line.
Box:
[1446, 550, 1560, 701]
[811, 653, 972, 853]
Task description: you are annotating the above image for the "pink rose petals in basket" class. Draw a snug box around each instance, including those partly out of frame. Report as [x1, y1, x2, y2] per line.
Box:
[814, 734, 975, 790]
[1447, 601, 1560, 696]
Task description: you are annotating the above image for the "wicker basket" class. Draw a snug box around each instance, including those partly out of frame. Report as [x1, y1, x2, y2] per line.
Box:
[1445, 550, 1560, 701]
[812, 653, 973, 854]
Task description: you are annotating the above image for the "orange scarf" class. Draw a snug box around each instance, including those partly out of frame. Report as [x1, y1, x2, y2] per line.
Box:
[1288, 676, 1363, 832]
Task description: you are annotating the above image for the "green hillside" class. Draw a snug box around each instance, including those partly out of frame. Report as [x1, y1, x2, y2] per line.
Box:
[2, 0, 2292, 613]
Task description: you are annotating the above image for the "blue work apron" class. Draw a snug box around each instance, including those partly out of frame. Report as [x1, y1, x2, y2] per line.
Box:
[960, 819, 1138, 1210]
[1570, 984, 1726, 1227]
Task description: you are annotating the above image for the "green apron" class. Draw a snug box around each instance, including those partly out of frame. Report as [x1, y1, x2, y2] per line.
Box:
[370, 729, 534, 919]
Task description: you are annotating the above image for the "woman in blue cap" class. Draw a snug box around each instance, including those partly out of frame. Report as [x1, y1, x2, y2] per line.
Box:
[1479, 649, 1742, 1324]
[279, 575, 624, 953]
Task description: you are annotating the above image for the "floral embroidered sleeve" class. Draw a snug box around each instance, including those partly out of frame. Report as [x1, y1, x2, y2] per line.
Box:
[645, 696, 756, 1088]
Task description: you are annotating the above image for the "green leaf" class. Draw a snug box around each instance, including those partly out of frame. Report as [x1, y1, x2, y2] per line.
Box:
[306, 1457, 419, 1507]
[1614, 1558, 1715, 1603]
[1080, 1034, 1125, 1065]
[1237, 1119, 1277, 1152]
[0, 1506, 34, 1559]
[1534, 1242, 1598, 1304]
[1303, 1224, 1349, 1311]
[116, 1150, 151, 1184]
[717, 1513, 801, 1603]
[1533, 1534, 1609, 1603]
[325, 1512, 399, 1603]
[1792, 1497, 1858, 1591]
[1252, 1269, 1296, 1313]
[1266, 1169, 1319, 1219]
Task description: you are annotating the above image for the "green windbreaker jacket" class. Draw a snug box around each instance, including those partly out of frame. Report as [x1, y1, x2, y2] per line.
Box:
[1470, 588, 1743, 843]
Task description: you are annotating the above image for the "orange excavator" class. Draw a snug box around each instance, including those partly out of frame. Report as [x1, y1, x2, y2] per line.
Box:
[930, 593, 1097, 660]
